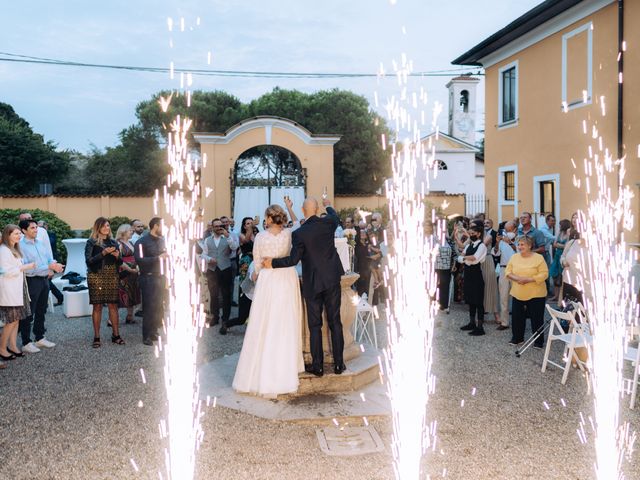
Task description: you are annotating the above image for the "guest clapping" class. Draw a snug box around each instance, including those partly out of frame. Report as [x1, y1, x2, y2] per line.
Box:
[505, 236, 549, 347]
[85, 217, 124, 348]
[0, 225, 36, 365]
[19, 219, 64, 353]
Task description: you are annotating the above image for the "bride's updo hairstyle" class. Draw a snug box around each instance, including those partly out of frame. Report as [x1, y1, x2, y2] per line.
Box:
[265, 204, 288, 226]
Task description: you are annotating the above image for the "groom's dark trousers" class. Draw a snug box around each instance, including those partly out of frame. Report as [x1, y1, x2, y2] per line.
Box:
[305, 284, 344, 370]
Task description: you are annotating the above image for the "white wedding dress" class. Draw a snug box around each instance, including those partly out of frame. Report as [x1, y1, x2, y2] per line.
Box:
[232, 228, 304, 396]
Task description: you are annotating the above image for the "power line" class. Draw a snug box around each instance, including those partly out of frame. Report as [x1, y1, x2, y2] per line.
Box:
[0, 51, 484, 79]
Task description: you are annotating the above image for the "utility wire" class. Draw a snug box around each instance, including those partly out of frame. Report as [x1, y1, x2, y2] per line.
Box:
[0, 51, 484, 79]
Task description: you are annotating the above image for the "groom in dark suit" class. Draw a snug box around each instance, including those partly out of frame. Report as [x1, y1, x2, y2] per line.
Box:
[263, 197, 345, 377]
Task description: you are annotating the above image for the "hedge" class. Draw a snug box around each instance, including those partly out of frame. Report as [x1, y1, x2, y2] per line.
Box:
[0, 209, 74, 263]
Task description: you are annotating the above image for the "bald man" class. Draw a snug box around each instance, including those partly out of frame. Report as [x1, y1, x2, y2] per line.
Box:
[264, 197, 345, 376]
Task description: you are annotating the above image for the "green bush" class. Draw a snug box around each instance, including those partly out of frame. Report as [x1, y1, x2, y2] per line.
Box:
[81, 215, 133, 239]
[0, 209, 74, 263]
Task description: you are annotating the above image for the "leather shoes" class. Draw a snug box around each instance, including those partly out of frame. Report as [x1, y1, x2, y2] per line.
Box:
[496, 325, 509, 331]
[142, 338, 153, 346]
[304, 364, 323, 377]
[219, 324, 228, 335]
[460, 322, 475, 331]
[334, 363, 347, 375]
[468, 328, 486, 336]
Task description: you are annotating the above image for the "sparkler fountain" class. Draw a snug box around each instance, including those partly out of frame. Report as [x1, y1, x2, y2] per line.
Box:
[154, 16, 206, 480]
[574, 110, 638, 479]
[378, 7, 440, 478]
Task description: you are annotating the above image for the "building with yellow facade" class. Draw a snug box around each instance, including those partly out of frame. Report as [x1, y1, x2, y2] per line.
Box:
[453, 0, 639, 241]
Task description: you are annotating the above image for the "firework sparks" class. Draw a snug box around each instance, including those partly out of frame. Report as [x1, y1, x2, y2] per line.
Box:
[573, 100, 638, 479]
[153, 15, 207, 480]
[378, 10, 439, 477]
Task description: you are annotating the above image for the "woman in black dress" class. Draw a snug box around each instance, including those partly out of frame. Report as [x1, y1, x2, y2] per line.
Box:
[354, 229, 371, 296]
[85, 217, 124, 347]
[458, 224, 487, 336]
[237, 217, 257, 325]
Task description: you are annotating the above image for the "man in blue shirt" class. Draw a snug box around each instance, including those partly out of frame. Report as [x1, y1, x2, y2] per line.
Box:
[19, 219, 64, 353]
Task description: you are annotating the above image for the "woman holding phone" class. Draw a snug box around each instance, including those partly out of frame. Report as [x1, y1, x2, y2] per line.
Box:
[85, 217, 124, 348]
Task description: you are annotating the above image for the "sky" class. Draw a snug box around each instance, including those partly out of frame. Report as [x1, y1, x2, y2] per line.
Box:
[1, 0, 542, 153]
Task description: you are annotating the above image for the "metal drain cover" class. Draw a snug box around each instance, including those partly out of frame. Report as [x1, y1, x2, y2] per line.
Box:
[316, 426, 385, 456]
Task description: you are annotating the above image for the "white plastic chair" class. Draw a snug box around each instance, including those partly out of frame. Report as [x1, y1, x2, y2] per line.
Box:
[48, 292, 55, 311]
[541, 304, 592, 385]
[623, 331, 640, 409]
[353, 294, 377, 348]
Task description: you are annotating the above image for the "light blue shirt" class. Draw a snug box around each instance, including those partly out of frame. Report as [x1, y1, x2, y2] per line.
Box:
[20, 237, 53, 277]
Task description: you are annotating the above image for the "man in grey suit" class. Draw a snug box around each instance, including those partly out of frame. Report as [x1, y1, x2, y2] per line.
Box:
[202, 218, 238, 333]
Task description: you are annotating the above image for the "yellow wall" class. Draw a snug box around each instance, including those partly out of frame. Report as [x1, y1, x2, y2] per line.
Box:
[198, 121, 336, 219]
[484, 3, 639, 241]
[0, 196, 155, 230]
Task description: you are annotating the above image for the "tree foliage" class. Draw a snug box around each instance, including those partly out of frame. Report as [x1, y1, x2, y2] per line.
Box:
[56, 126, 167, 196]
[0, 103, 71, 194]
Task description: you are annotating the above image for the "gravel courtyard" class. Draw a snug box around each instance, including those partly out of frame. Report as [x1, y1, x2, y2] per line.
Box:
[0, 302, 638, 480]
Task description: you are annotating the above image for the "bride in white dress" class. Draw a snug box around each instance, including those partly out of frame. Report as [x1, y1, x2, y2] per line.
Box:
[232, 204, 304, 396]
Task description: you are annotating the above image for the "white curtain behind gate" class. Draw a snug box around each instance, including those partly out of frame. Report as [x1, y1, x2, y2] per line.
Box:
[270, 187, 305, 223]
[233, 187, 269, 230]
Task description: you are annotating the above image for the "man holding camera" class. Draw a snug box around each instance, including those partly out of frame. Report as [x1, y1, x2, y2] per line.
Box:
[202, 218, 238, 334]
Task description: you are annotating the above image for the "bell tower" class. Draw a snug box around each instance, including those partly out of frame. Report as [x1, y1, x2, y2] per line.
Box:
[446, 75, 480, 145]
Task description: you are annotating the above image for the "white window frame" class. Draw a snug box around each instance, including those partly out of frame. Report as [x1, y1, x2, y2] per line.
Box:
[533, 173, 561, 224]
[561, 22, 593, 110]
[498, 60, 519, 129]
[498, 164, 518, 223]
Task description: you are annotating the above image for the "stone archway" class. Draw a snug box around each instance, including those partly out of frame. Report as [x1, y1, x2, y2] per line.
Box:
[194, 116, 340, 222]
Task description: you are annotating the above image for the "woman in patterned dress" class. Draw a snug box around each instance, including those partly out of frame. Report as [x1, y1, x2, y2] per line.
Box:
[0, 225, 35, 366]
[85, 217, 124, 347]
[115, 224, 140, 324]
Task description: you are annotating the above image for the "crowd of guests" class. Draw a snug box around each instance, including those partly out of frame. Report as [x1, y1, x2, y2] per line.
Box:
[198, 202, 389, 337]
[434, 211, 587, 347]
[0, 212, 168, 369]
[0, 203, 592, 370]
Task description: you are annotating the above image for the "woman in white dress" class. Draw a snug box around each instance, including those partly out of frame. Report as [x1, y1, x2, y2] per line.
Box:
[232, 204, 304, 397]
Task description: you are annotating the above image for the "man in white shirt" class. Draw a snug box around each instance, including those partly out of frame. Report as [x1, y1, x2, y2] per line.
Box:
[493, 221, 517, 330]
[202, 218, 239, 333]
[221, 216, 240, 307]
[130, 220, 145, 245]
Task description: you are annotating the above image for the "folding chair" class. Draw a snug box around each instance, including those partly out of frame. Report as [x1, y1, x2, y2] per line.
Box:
[353, 294, 377, 348]
[623, 330, 640, 409]
[541, 304, 592, 385]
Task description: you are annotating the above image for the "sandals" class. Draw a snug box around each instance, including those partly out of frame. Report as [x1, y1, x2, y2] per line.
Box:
[111, 335, 125, 345]
[92, 337, 101, 348]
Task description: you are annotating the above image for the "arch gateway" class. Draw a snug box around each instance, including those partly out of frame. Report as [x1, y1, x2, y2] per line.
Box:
[194, 116, 340, 223]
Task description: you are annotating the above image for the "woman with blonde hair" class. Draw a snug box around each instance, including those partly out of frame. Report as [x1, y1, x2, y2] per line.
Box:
[115, 223, 140, 324]
[505, 235, 549, 347]
[233, 204, 304, 396]
[85, 217, 124, 347]
[0, 225, 36, 365]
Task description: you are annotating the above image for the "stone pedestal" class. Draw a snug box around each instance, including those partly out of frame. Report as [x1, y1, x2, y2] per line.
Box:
[300, 273, 361, 365]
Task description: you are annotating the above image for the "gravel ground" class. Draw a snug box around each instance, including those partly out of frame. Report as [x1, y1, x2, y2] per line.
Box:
[0, 302, 638, 480]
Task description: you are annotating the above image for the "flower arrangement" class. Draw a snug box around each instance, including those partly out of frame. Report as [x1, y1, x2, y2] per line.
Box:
[343, 228, 357, 247]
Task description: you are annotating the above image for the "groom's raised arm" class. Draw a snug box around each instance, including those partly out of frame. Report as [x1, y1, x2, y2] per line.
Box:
[272, 231, 304, 269]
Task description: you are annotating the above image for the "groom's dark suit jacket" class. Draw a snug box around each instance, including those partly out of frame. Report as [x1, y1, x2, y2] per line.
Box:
[272, 207, 344, 298]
